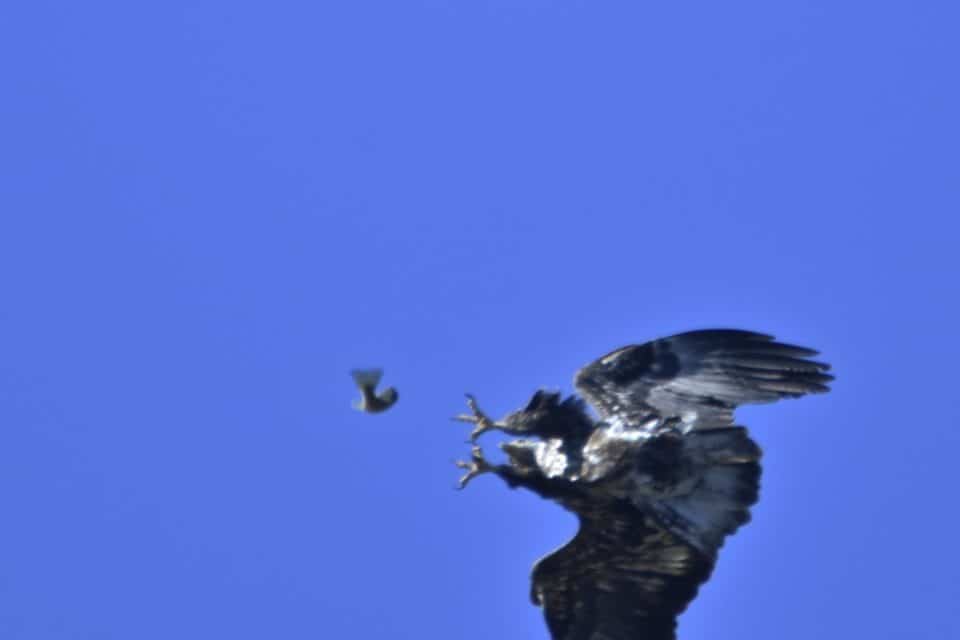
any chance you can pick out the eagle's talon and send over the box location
[455,445,494,489]
[451,393,502,441]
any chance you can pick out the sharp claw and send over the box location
[464,393,483,416]
[454,445,493,490]
[469,424,490,441]
[455,467,476,490]
[451,393,501,441]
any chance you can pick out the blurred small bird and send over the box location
[349,368,398,413]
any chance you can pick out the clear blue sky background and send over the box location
[2,1,958,639]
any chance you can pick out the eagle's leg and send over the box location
[451,393,506,441]
[455,445,496,489]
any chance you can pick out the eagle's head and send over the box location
[499,439,538,468]
[499,437,575,480]
[499,390,593,439]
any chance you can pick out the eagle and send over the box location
[453,329,832,640]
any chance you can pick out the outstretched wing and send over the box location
[531,509,713,640]
[575,329,833,430]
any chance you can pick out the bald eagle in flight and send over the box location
[453,329,832,640]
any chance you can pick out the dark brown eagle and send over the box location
[453,329,832,640]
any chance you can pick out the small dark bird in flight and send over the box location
[350,368,398,413]
[452,329,832,640]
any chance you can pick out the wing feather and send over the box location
[575,329,832,430]
[532,509,713,640]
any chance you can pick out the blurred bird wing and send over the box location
[350,368,383,390]
[574,329,833,431]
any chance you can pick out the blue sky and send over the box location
[2,1,958,638]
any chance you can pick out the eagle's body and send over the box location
[454,329,832,640]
